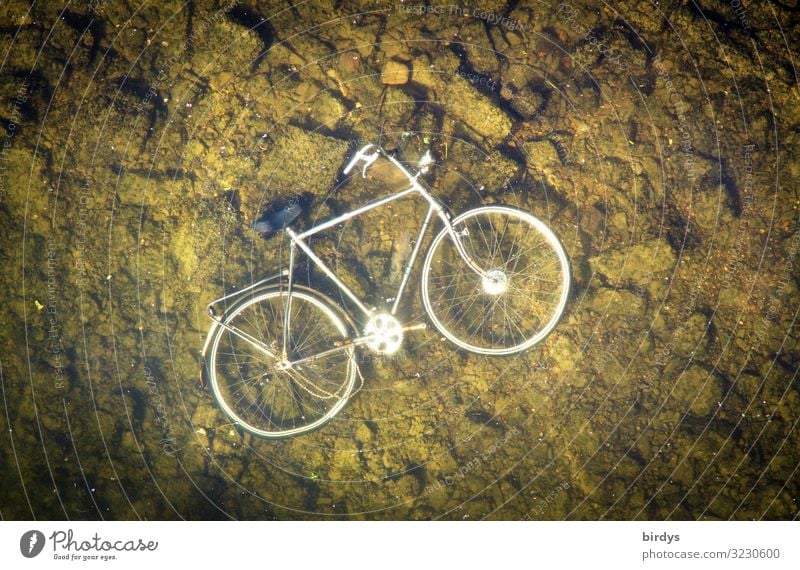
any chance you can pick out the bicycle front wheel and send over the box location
[205,287,357,439]
[421,206,570,355]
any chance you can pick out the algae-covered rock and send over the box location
[668,313,710,357]
[460,21,500,76]
[590,238,677,286]
[0,148,48,233]
[378,88,416,129]
[587,287,648,323]
[669,365,723,417]
[548,334,578,375]
[690,186,737,232]
[190,10,263,77]
[355,422,374,444]
[381,60,411,85]
[308,90,348,129]
[523,139,561,171]
[255,126,349,198]
[449,147,521,194]
[502,63,545,94]
[410,54,448,95]
[509,87,544,119]
[191,404,224,431]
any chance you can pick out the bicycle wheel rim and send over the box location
[206,288,356,439]
[421,206,570,355]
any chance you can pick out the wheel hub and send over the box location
[482,269,509,295]
[364,313,403,354]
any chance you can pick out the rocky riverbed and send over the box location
[0,0,798,520]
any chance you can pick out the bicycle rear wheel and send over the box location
[421,205,570,355]
[204,286,357,439]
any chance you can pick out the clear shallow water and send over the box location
[0,0,798,520]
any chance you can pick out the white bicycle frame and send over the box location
[205,144,491,369]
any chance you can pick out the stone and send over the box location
[691,187,736,232]
[355,423,374,444]
[587,288,647,322]
[669,313,710,357]
[255,125,350,199]
[523,140,560,171]
[509,87,544,119]
[411,52,458,96]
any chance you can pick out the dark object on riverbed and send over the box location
[253,200,302,234]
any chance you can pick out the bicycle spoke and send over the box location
[510,255,562,279]
[287,378,306,423]
[224,369,270,392]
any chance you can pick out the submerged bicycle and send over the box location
[201,144,571,439]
